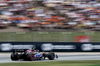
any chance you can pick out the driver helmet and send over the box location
[32,47,34,51]
[34,50,36,52]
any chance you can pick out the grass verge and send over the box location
[0,60,100,66]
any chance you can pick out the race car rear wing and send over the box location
[12,49,27,53]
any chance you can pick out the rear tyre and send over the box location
[48,52,55,60]
[11,53,19,61]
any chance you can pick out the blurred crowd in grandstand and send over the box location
[0,0,100,31]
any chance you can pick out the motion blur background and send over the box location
[0,32,97,42]
[0,0,100,42]
[0,0,99,32]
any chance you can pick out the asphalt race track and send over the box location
[0,53,100,63]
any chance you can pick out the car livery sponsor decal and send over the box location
[41,43,76,51]
[35,53,42,58]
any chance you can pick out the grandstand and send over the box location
[0,0,99,32]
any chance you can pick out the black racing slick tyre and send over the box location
[11,53,19,61]
[27,53,35,61]
[48,52,55,60]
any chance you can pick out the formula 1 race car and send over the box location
[10,49,58,61]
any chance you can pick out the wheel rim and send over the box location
[52,53,54,59]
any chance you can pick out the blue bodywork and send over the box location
[35,54,42,58]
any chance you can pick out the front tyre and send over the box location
[48,52,55,60]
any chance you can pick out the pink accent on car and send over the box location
[34,55,36,58]
[41,54,42,57]
[27,50,32,52]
